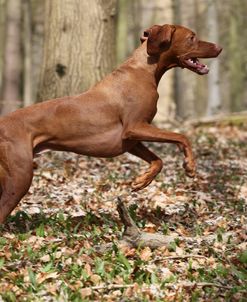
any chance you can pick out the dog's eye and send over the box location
[190,35,195,41]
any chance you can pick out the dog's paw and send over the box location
[131,174,154,192]
[183,158,196,178]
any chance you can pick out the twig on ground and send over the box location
[85,281,237,292]
[151,255,207,263]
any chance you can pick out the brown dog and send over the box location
[0,24,222,223]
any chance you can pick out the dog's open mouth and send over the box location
[183,58,209,75]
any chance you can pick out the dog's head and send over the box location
[140,24,222,75]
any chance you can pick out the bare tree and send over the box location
[173,0,200,120]
[1,0,22,114]
[30,0,45,103]
[0,0,6,96]
[227,0,247,112]
[39,0,116,101]
[23,0,32,107]
[206,0,221,116]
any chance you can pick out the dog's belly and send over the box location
[34,127,137,158]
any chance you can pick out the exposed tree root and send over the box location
[95,197,236,254]
[96,197,176,253]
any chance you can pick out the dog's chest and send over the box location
[124,88,158,123]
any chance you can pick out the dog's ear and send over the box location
[141,24,176,56]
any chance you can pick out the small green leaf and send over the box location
[95,258,105,276]
[151,272,158,284]
[28,268,37,290]
[117,253,131,272]
[41,262,54,273]
[0,237,7,246]
[36,223,45,237]
[0,257,4,269]
[2,291,16,302]
[168,241,177,252]
[239,250,247,264]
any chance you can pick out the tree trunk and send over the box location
[23,0,32,107]
[206,0,221,116]
[30,0,45,103]
[116,0,129,65]
[1,0,22,114]
[0,0,6,97]
[228,0,247,112]
[38,0,117,101]
[173,0,210,120]
[173,0,197,120]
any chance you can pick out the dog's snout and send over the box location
[214,44,223,55]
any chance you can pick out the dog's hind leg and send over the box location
[0,170,33,223]
[0,146,33,224]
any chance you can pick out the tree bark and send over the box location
[173,0,198,120]
[173,0,213,119]
[206,0,221,116]
[116,0,128,65]
[1,0,22,114]
[30,0,44,103]
[228,0,247,112]
[23,0,33,107]
[38,0,116,101]
[0,0,6,97]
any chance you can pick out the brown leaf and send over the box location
[40,254,50,262]
[37,272,59,284]
[90,274,101,284]
[80,254,94,264]
[84,263,92,276]
[143,222,157,233]
[140,247,152,261]
[80,288,92,298]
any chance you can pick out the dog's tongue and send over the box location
[198,64,209,74]
[194,59,209,74]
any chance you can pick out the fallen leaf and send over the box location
[80,288,92,298]
[40,254,50,262]
[140,247,152,261]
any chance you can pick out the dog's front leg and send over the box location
[123,123,196,178]
[128,142,163,191]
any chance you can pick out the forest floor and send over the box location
[0,122,246,301]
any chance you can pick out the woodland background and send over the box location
[0,0,247,121]
[0,1,246,301]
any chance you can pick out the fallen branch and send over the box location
[118,197,176,249]
[84,281,236,292]
[95,197,176,253]
[89,284,135,291]
[151,254,207,262]
[186,111,247,127]
[188,282,233,290]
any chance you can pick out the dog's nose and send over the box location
[215,44,223,54]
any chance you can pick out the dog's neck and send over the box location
[122,41,177,86]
